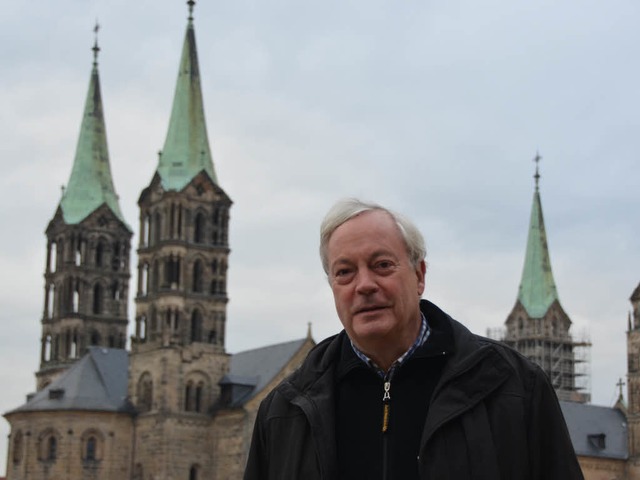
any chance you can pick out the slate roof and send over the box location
[221,338,309,406]
[560,401,628,460]
[8,347,132,414]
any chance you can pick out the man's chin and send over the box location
[351,316,393,340]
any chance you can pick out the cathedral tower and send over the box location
[38,31,132,390]
[128,3,232,478]
[501,155,590,402]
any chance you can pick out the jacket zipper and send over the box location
[382,379,391,480]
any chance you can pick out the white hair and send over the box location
[319,198,426,274]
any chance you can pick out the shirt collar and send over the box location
[349,313,430,379]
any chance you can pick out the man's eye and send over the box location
[375,261,395,271]
[335,268,352,277]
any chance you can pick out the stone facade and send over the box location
[7,411,133,480]
[627,283,640,473]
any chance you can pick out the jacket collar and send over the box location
[279,300,515,475]
[419,301,515,446]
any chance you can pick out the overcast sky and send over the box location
[1,0,639,473]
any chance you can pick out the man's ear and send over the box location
[416,260,426,296]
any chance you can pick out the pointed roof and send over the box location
[59,34,128,228]
[516,157,560,318]
[7,347,132,414]
[157,3,217,191]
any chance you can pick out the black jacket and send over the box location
[244,300,584,480]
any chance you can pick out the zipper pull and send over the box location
[382,381,391,433]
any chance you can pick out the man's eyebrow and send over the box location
[329,257,352,269]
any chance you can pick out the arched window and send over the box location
[191,310,202,343]
[38,429,59,462]
[112,242,121,271]
[44,335,52,361]
[152,259,160,292]
[93,284,103,314]
[81,430,103,462]
[49,241,58,273]
[72,284,80,313]
[138,373,153,412]
[185,382,193,411]
[190,464,199,480]
[166,256,181,288]
[154,212,162,245]
[139,315,147,341]
[70,331,78,358]
[56,240,63,270]
[192,260,203,293]
[75,242,82,266]
[142,263,149,295]
[47,284,55,319]
[12,430,23,464]
[142,214,151,247]
[195,382,204,412]
[48,436,57,460]
[194,212,205,244]
[111,281,120,300]
[95,241,105,267]
[85,437,96,461]
[184,373,209,413]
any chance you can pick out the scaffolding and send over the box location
[487,325,592,403]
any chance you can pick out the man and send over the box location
[244,198,583,479]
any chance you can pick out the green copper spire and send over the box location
[157,1,217,191]
[517,153,559,317]
[60,25,128,227]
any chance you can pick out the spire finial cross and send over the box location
[187,0,195,22]
[617,378,626,399]
[533,151,541,190]
[92,21,101,67]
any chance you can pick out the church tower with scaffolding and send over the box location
[37,29,132,390]
[491,155,591,403]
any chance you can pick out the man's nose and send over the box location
[355,268,378,294]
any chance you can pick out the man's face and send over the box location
[326,210,426,356]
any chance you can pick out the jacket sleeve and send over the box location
[527,366,584,480]
[243,396,271,480]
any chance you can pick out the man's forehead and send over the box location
[330,247,399,264]
[329,210,402,243]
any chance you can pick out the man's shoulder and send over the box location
[259,331,344,409]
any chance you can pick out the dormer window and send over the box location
[588,433,606,450]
